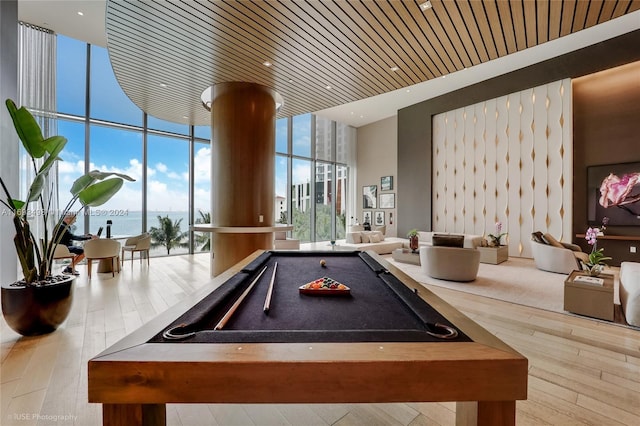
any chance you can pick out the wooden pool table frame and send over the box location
[88,250,527,426]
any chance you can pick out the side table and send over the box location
[477,245,508,264]
[563,270,614,321]
[391,248,421,265]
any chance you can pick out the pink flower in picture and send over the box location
[599,172,640,208]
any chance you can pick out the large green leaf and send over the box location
[5,99,46,158]
[88,170,135,182]
[70,170,134,197]
[38,136,67,174]
[26,174,45,203]
[78,178,124,207]
[70,174,96,196]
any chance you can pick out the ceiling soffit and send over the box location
[105,0,640,126]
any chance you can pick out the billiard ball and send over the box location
[320,259,326,267]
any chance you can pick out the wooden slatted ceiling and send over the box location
[105,0,640,126]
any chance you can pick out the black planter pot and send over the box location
[1,275,74,336]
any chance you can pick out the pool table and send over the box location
[88,250,527,426]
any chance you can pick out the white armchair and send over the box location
[530,238,584,275]
[419,245,480,282]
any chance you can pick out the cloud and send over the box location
[194,146,211,184]
[156,162,168,173]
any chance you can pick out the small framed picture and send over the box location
[379,193,395,209]
[374,211,385,226]
[363,211,372,225]
[381,176,393,191]
[363,185,377,209]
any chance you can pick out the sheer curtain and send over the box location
[17,22,58,245]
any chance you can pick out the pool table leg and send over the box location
[456,401,516,426]
[103,403,166,426]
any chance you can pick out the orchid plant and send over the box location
[487,222,507,246]
[584,218,612,275]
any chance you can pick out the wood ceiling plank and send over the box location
[358,1,434,82]
[429,0,475,68]
[399,0,463,72]
[548,0,563,41]
[599,0,618,22]
[522,0,538,47]
[373,0,441,78]
[456,0,490,63]
[483,0,508,57]
[560,0,577,37]
[246,1,375,99]
[496,0,517,54]
[384,1,448,76]
[613,0,636,18]
[318,0,423,86]
[507,0,526,52]
[536,0,550,44]
[469,0,499,60]
[230,1,372,105]
[585,1,605,28]
[306,1,406,89]
[572,0,590,31]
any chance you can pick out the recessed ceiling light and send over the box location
[77,11,84,16]
[390,66,399,72]
[406,89,411,93]
[159,83,167,88]
[419,1,432,12]
[350,112,354,115]
[325,85,332,90]
[288,79,293,83]
[263,61,272,67]
[182,115,188,119]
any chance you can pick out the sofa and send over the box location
[340,225,406,254]
[530,232,586,274]
[619,262,640,327]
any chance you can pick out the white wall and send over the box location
[355,115,398,237]
[1,0,18,284]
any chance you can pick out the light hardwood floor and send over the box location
[1,253,639,426]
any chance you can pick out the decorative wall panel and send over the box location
[432,79,572,258]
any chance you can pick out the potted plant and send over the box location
[1,99,133,336]
[487,222,507,247]
[407,229,419,252]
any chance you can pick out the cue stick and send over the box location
[214,265,268,330]
[263,262,278,314]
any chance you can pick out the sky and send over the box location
[53,34,327,225]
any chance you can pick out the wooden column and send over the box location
[211,82,275,276]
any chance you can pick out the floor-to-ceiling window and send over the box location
[54,34,354,255]
[146,133,189,255]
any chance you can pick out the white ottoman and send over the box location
[619,262,640,327]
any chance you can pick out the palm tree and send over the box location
[149,215,188,255]
[194,210,211,252]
